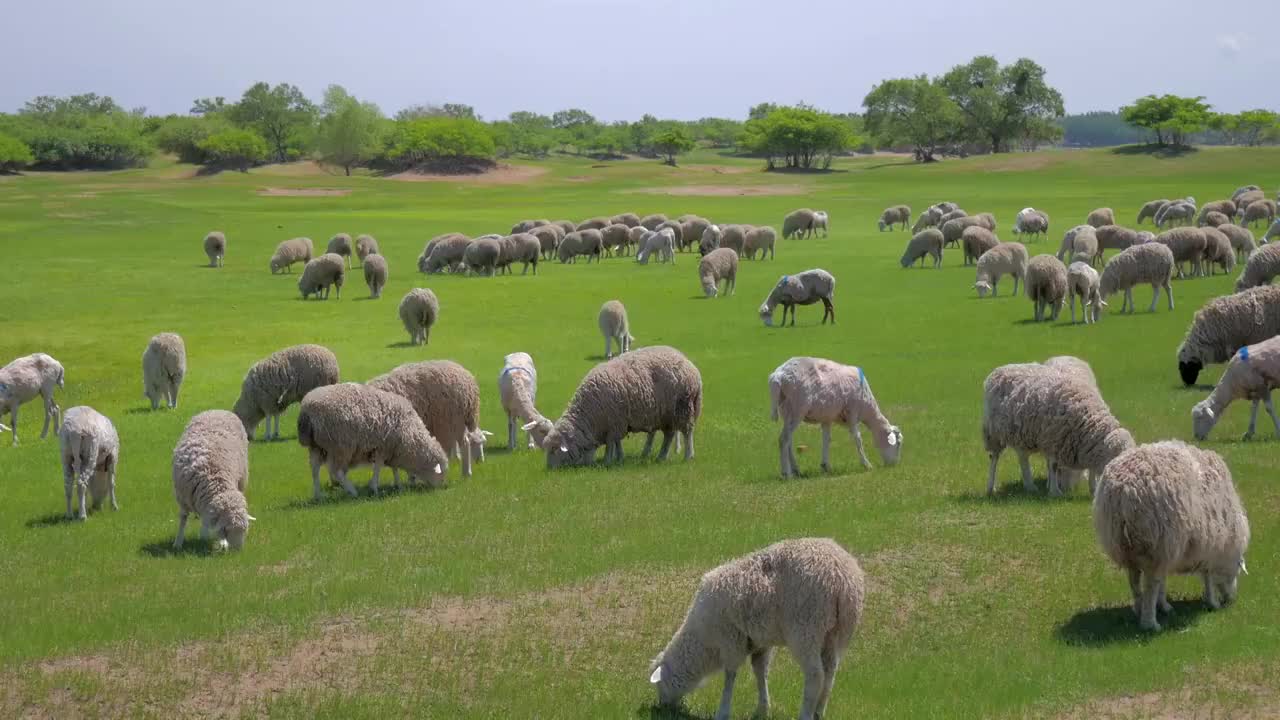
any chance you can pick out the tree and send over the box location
[551,109,599,153]
[7,94,152,169]
[198,129,268,172]
[228,82,317,163]
[1121,95,1211,147]
[589,123,630,157]
[502,111,555,156]
[0,132,34,172]
[1230,110,1279,146]
[863,76,963,162]
[653,127,695,165]
[1017,117,1063,152]
[694,117,743,148]
[153,115,228,164]
[381,117,496,171]
[748,102,780,121]
[1060,111,1147,147]
[741,106,853,169]
[317,85,383,175]
[190,97,228,116]
[939,56,1064,153]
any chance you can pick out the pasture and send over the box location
[1,147,1278,719]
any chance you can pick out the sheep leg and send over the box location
[1127,568,1142,617]
[820,423,832,472]
[822,297,835,325]
[1139,573,1163,631]
[1159,579,1173,613]
[779,421,797,478]
[1263,393,1280,439]
[1244,399,1260,440]
[851,425,871,470]
[8,407,16,445]
[310,453,325,501]
[507,415,517,451]
[1202,573,1221,610]
[169,379,180,408]
[714,666,738,720]
[1070,294,1077,324]
[656,431,675,461]
[335,468,358,498]
[682,428,694,460]
[41,400,55,440]
[1017,450,1034,492]
[750,648,774,718]
[604,336,612,359]
[369,463,382,495]
[62,454,76,519]
[986,450,1002,496]
[174,511,189,549]
[817,642,841,719]
[1123,288,1133,313]
[796,651,826,720]
[460,434,473,478]
[75,454,90,520]
[640,432,655,459]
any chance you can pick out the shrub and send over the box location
[152,115,227,164]
[198,129,269,172]
[0,132,34,172]
[379,117,496,172]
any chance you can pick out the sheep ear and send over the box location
[0,423,9,433]
[521,421,539,432]
[247,514,257,522]
[481,430,494,437]
[1240,558,1248,575]
[433,463,442,474]
[276,389,289,406]
[649,665,664,684]
[559,445,569,454]
[887,432,897,447]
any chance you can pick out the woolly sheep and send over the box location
[465,236,502,276]
[1067,261,1106,324]
[782,208,816,240]
[769,357,903,477]
[1231,185,1260,203]
[657,220,685,250]
[233,344,339,441]
[1026,255,1068,322]
[58,406,119,520]
[759,269,836,327]
[1233,190,1265,214]
[1192,336,1280,441]
[420,233,470,274]
[911,206,942,233]
[1099,243,1175,314]
[1156,227,1208,278]
[628,225,649,250]
[297,383,448,498]
[1240,199,1277,228]
[600,224,632,257]
[1093,441,1249,631]
[699,248,738,298]
[1265,221,1280,243]
[639,213,669,231]
[598,300,634,358]
[203,231,226,268]
[577,216,610,232]
[610,212,641,228]
[1086,207,1115,228]
[1012,211,1048,240]
[1056,225,1097,264]
[1197,200,1237,226]
[270,237,313,274]
[349,235,377,267]
[637,228,675,265]
[878,205,911,231]
[901,228,943,269]
[0,352,64,445]
[1136,199,1170,225]
[1201,211,1230,228]
[142,333,186,410]
[397,288,439,346]
[973,242,1029,298]
[559,229,604,264]
[937,208,968,226]
[368,361,489,478]
[326,233,354,269]
[681,217,712,253]
[716,225,747,256]
[1233,242,1280,292]
[535,345,701,467]
[811,210,829,237]
[934,201,960,213]
[498,233,540,275]
[553,219,577,236]
[172,410,253,551]
[942,215,993,248]
[363,254,388,298]
[699,225,722,256]
[498,352,550,451]
[530,224,563,260]
[298,254,346,299]
[1201,226,1236,276]
[743,226,776,260]
[1217,224,1257,264]
[1176,285,1280,385]
[1094,225,1146,259]
[962,226,999,266]
[511,219,550,234]
[1155,201,1195,228]
[649,538,865,720]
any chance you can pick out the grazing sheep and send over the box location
[498,352,550,451]
[639,213,669,231]
[536,346,701,467]
[0,353,64,445]
[419,233,470,274]
[1201,227,1236,276]
[716,225,747,256]
[1156,227,1208,278]
[326,233,354,269]
[498,233,540,275]
[1217,224,1257,264]
[637,228,676,265]
[363,254,388,298]
[699,248,738,298]
[1094,225,1146,260]
[938,208,968,226]
[1201,211,1230,228]
[464,236,502,276]
[878,205,911,231]
[1197,200,1237,226]
[203,231,226,268]
[1233,190,1265,213]
[973,242,1029,298]
[1137,199,1170,225]
[1233,243,1280,291]
[769,356,903,477]
[172,410,253,550]
[529,224,563,260]
[759,269,836,327]
[1155,201,1195,228]
[911,206,942,233]
[297,383,448,498]
[680,217,712,253]
[900,228,943,269]
[1012,211,1049,240]
[141,333,186,410]
[1266,221,1280,243]
[577,216,610,232]
[1026,255,1069,322]
[1056,225,1097,264]
[354,234,379,265]
[270,237,313,274]
[233,344,339,441]
[782,208,816,239]
[942,216,993,248]
[811,210,829,238]
[934,201,960,213]
[962,226,999,266]
[1093,441,1249,631]
[511,219,551,234]
[298,254,346,299]
[1099,243,1175,314]
[628,225,649,251]
[399,288,439,346]
[1176,285,1280,385]
[1067,261,1106,324]
[744,226,776,260]
[1086,208,1115,228]
[368,361,489,478]
[657,220,685,252]
[559,229,604,264]
[58,406,120,520]
[553,219,577,236]
[1240,199,1277,228]
[699,225,722,256]
[1192,336,1280,441]
[600,224,632,257]
[598,300,634,358]
[610,212,641,228]
[1232,185,1260,203]
[649,538,865,720]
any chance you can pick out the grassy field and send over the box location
[1,147,1278,719]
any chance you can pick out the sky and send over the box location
[3,0,1276,121]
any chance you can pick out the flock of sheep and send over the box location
[4,181,1280,720]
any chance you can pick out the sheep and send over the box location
[419,233,470,274]
[349,235,378,268]
[1056,225,1097,263]
[535,345,701,467]
[1012,211,1048,240]
[610,212,641,228]
[628,225,649,251]
[911,206,942,233]
[172,410,253,551]
[973,242,1029,298]
[498,352,550,451]
[637,228,676,265]
[942,215,993,248]
[1136,199,1170,225]
[552,219,577,236]
[498,233,540,275]
[203,231,226,268]
[699,248,738,297]
[577,216,610,232]
[1026,255,1069,322]
[1094,225,1146,260]
[878,205,911,231]
[962,226,999,266]
[395,288,439,346]
[639,213,669,231]
[983,359,1134,496]
[934,201,960,213]
[298,253,346,299]
[58,406,120,520]
[0,353,64,445]
[511,219,551,234]
[1233,190,1265,213]
[326,233,354,269]
[649,538,865,720]
[1155,201,1195,228]
[699,225,722,256]
[1266,220,1280,243]
[600,223,632,257]
[1192,336,1280,441]
[811,210,829,237]
[368,360,489,478]
[900,228,943,269]
[1086,207,1115,228]
[141,333,186,410]
[680,217,712,253]
[1197,200,1237,226]
[1231,185,1260,203]
[529,224,563,260]
[297,383,448,498]
[1201,227,1236,276]
[759,269,836,327]
[559,229,604,264]
[233,344,339,441]
[1092,441,1249,631]
[598,300,634,358]
[1217,224,1257,264]
[938,208,968,226]
[1067,261,1106,324]
[1240,199,1277,228]
[769,356,903,477]
[743,226,776,260]
[782,208,816,239]
[270,237,313,274]
[1233,242,1280,292]
[463,236,501,276]
[657,220,685,250]
[363,254,388,298]
[1099,243,1175,314]
[1176,285,1280,385]
[1156,227,1208,278]
[717,225,747,256]
[1199,211,1230,228]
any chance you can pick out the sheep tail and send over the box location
[297,412,314,448]
[768,374,782,422]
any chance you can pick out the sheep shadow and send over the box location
[1056,600,1210,647]
[636,704,709,720]
[1110,144,1198,159]
[951,481,1091,505]
[1173,383,1216,392]
[26,512,76,529]
[139,538,216,558]
[583,355,609,362]
[386,341,422,349]
[278,484,440,512]
[252,435,296,444]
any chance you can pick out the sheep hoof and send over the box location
[1242,432,1255,442]
[1140,619,1162,632]
[820,463,832,473]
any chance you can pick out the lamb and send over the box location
[419,233,470,274]
[534,345,701,467]
[498,233,540,275]
[973,242,1029,297]
[529,224,563,260]
[511,219,551,234]
[699,248,738,297]
[270,237,313,274]
[962,226,999,266]
[639,213,669,231]
[0,352,64,445]
[1092,441,1249,631]
[637,228,675,265]
[769,357,903,477]
[1240,199,1277,228]
[1067,261,1106,324]
[297,383,448,498]
[699,225,721,256]
[1155,201,1195,228]
[811,210,829,237]
[1233,243,1280,291]
[680,217,712,253]
[141,333,186,410]
[58,406,120,521]
[1217,224,1256,264]
[1026,255,1068,322]
[1176,285,1280,385]
[233,344,340,441]
[464,236,502,276]
[1136,199,1170,225]
[759,269,836,326]
[172,410,253,551]
[878,205,911,231]
[649,538,865,720]
[559,229,604,264]
[368,361,489,478]
[326,233,354,269]
[983,359,1134,496]
[363,254,388,298]
[900,228,943,269]
[1012,211,1048,240]
[203,231,226,268]
[600,224,632,257]
[1086,207,1115,228]
[1200,226,1236,276]
[1156,227,1208,278]
[1192,336,1280,441]
[782,208,816,239]
[598,300,634,358]
[743,226,776,260]
[298,253,346,299]
[610,212,642,228]
[398,288,439,346]
[1197,200,1236,226]
[1099,243,1175,314]
[498,352,550,451]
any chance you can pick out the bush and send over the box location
[742,106,853,169]
[0,132,34,172]
[198,129,269,172]
[152,115,227,164]
[379,117,496,172]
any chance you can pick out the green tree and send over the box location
[550,109,599,153]
[1060,111,1147,147]
[1121,95,1211,147]
[8,94,152,169]
[939,56,1064,153]
[503,111,555,156]
[317,85,383,175]
[0,132,34,172]
[1231,109,1279,146]
[198,128,268,172]
[653,127,695,165]
[228,82,317,163]
[742,106,853,169]
[694,117,744,148]
[863,76,962,162]
[381,117,496,169]
[190,97,228,116]
[152,115,228,164]
[748,102,780,121]
[590,123,630,157]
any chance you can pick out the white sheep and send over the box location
[1025,254,1068,322]
[637,228,676,265]
[270,237,314,274]
[811,210,829,237]
[1156,227,1207,278]
[327,233,354,269]
[910,206,942,233]
[0,352,65,445]
[962,227,999,266]
[699,248,738,297]
[1265,220,1279,243]
[743,226,776,260]
[141,333,186,410]
[172,410,254,551]
[203,231,226,268]
[1192,336,1280,441]
[900,229,943,268]
[368,361,490,478]
[363,254,388,298]
[1234,243,1280,292]
[973,242,1029,298]
[759,270,836,326]
[420,233,470,274]
[1086,207,1115,228]
[1012,210,1048,240]
[1066,261,1105,324]
[1240,199,1276,228]
[233,344,340,441]
[298,253,346,299]
[1136,199,1170,225]
[699,225,722,256]
[1056,225,1097,263]
[599,300,634,358]
[1155,200,1195,228]
[782,208,816,239]
[1099,243,1175,313]
[58,406,120,520]
[1201,226,1236,276]
[878,204,910,231]
[354,234,379,265]
[498,352,550,451]
[1176,285,1280,386]
[559,229,604,264]
[399,288,439,345]
[1216,224,1256,265]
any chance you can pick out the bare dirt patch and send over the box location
[978,153,1059,172]
[625,184,809,197]
[256,187,352,197]
[1057,673,1279,719]
[387,164,548,185]
[565,175,597,182]
[254,161,334,178]
[686,165,755,175]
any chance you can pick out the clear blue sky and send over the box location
[3,0,1274,119]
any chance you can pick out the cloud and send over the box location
[1216,33,1247,56]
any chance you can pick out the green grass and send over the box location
[1,147,1278,719]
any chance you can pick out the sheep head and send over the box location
[1191,401,1216,440]
[877,425,904,466]
[974,281,993,298]
[1179,360,1203,386]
